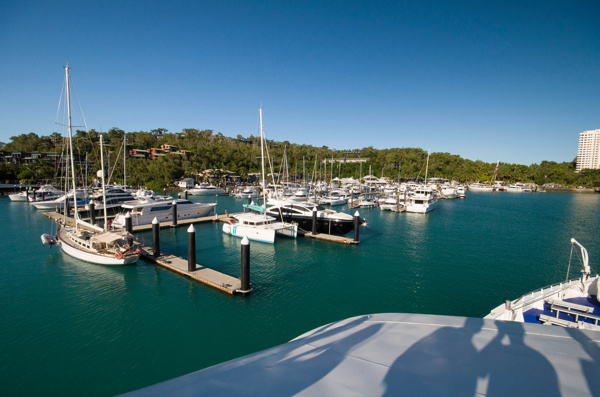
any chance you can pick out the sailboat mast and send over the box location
[492,160,499,185]
[66,65,79,230]
[259,108,266,207]
[424,149,430,185]
[100,135,108,230]
[124,134,127,187]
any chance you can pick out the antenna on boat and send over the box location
[568,238,590,282]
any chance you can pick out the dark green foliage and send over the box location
[4,129,598,187]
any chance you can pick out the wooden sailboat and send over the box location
[41,65,140,265]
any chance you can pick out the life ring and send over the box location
[114,252,123,260]
[135,248,141,255]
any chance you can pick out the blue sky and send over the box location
[1,0,598,165]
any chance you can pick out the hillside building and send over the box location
[576,129,600,172]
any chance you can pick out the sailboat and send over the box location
[41,65,140,265]
[222,108,298,244]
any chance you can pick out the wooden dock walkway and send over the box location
[302,231,359,245]
[139,246,242,295]
[43,211,238,232]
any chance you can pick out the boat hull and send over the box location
[59,237,138,265]
[222,223,276,244]
[268,213,356,235]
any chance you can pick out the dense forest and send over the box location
[2,128,599,190]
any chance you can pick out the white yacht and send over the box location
[319,191,347,206]
[440,185,458,199]
[8,190,29,202]
[468,182,494,192]
[405,185,436,213]
[27,184,64,202]
[188,183,227,196]
[112,198,216,228]
[266,199,363,235]
[290,187,310,202]
[31,189,87,210]
[234,186,259,198]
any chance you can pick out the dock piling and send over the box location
[354,211,360,242]
[89,200,96,225]
[125,212,132,234]
[152,217,160,257]
[172,200,178,226]
[240,235,251,294]
[312,208,317,235]
[184,189,188,200]
[188,224,196,272]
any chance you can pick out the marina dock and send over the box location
[139,246,241,295]
[302,231,359,244]
[43,211,244,295]
[43,211,236,231]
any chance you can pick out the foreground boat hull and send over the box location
[59,238,138,265]
[222,223,276,244]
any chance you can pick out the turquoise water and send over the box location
[1,192,599,396]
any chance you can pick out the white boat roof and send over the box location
[233,213,275,222]
[121,313,600,396]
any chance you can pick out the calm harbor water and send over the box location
[1,191,599,396]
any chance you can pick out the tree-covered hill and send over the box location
[2,128,598,189]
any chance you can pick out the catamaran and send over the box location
[223,108,298,244]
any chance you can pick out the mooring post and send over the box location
[152,217,160,257]
[247,195,251,205]
[125,211,132,234]
[172,200,178,226]
[396,192,400,212]
[187,224,196,271]
[354,211,360,242]
[184,189,188,200]
[312,207,317,235]
[89,200,96,225]
[178,192,181,198]
[240,235,251,294]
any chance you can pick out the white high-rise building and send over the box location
[576,129,600,172]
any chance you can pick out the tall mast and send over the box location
[100,135,108,230]
[259,108,266,208]
[492,160,499,185]
[66,65,79,230]
[424,148,430,185]
[123,134,127,187]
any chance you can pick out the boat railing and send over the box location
[508,274,598,312]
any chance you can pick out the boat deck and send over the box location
[523,296,600,327]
